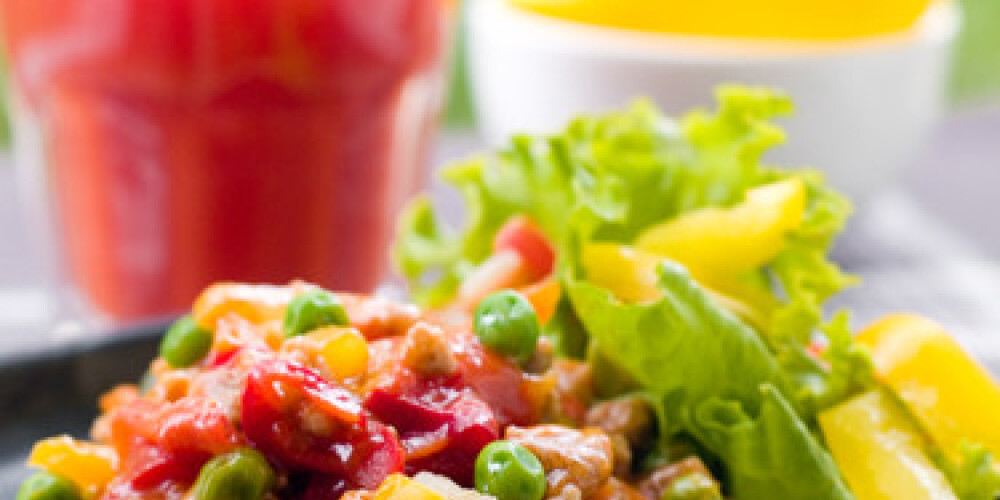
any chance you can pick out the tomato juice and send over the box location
[1,0,447,321]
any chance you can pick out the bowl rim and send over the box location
[471,0,961,62]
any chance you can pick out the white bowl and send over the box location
[467,0,960,199]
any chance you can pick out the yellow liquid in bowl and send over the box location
[507,0,937,40]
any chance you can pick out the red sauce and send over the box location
[0,0,447,320]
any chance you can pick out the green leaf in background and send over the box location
[951,0,1000,103]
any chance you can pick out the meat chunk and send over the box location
[506,425,614,500]
[348,295,422,340]
[585,396,654,476]
[637,456,720,500]
[544,360,593,424]
[585,396,653,446]
[591,478,648,500]
[523,336,555,374]
[403,322,458,377]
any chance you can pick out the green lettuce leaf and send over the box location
[394,86,852,339]
[692,385,853,499]
[937,442,1000,500]
[777,312,875,417]
[394,86,864,498]
[767,171,857,344]
[566,262,853,500]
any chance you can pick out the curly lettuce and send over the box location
[394,87,871,499]
[395,86,852,337]
[938,442,1000,500]
[566,263,854,500]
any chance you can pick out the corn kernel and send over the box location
[313,327,369,380]
[28,436,117,496]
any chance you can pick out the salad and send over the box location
[17,87,1000,500]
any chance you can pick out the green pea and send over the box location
[474,291,540,362]
[16,471,81,500]
[283,289,349,337]
[475,440,546,500]
[191,448,275,500]
[160,315,213,368]
[661,472,722,500]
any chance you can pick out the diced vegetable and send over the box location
[474,440,547,500]
[493,215,556,281]
[314,327,370,380]
[240,358,404,490]
[16,471,80,500]
[568,265,855,500]
[456,251,537,311]
[819,390,958,500]
[193,282,294,329]
[190,448,274,500]
[474,291,541,362]
[284,289,350,337]
[519,277,561,325]
[160,315,214,368]
[373,474,447,500]
[662,471,723,500]
[857,314,1000,459]
[581,243,660,303]
[635,178,806,281]
[414,472,497,500]
[28,436,117,496]
[365,384,500,486]
[580,243,764,326]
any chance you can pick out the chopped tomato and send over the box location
[452,332,544,427]
[104,397,242,497]
[241,358,405,488]
[365,380,499,487]
[125,441,203,491]
[154,401,242,456]
[367,331,542,430]
[303,475,351,500]
[493,215,556,280]
[109,398,241,464]
[100,441,204,499]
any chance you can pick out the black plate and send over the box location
[0,320,171,496]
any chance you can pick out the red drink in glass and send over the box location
[1,0,448,321]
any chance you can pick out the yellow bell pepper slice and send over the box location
[28,436,118,496]
[373,474,447,500]
[581,243,659,303]
[580,242,765,327]
[635,178,806,281]
[819,390,958,500]
[857,314,1000,459]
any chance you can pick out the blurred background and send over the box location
[0,0,998,363]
